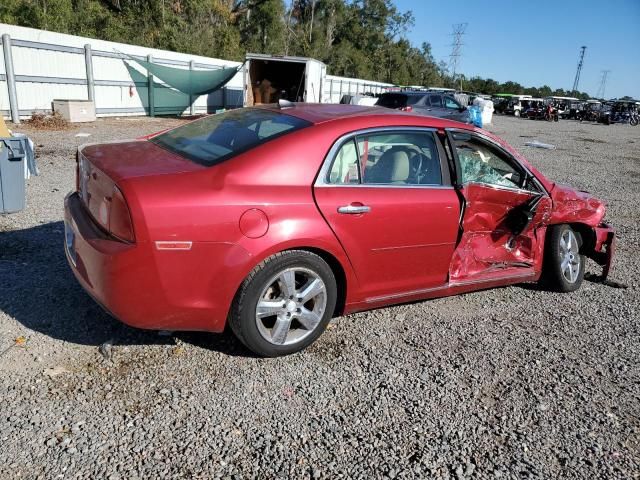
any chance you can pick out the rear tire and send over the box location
[541,225,585,292]
[228,250,337,357]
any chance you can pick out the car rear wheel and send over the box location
[541,224,585,292]
[228,250,337,357]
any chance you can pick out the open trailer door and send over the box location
[305,60,325,103]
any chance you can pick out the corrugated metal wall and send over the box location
[0,24,393,120]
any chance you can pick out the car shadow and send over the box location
[0,221,249,356]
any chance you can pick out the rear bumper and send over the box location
[64,192,249,332]
[588,222,615,280]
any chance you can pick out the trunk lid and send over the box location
[79,140,205,183]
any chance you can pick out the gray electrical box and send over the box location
[0,137,37,214]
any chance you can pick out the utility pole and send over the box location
[571,46,586,94]
[448,23,467,91]
[595,70,610,99]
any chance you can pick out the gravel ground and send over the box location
[0,114,638,479]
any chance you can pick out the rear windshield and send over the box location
[150,108,311,166]
[376,94,424,109]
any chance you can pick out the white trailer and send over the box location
[243,53,326,106]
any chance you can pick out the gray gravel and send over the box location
[0,115,638,479]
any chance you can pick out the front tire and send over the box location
[228,250,337,357]
[541,225,585,292]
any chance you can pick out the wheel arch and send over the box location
[562,222,596,253]
[284,246,348,317]
[228,243,352,321]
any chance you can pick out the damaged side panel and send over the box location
[548,184,614,280]
[449,183,551,282]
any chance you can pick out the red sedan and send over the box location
[64,104,615,356]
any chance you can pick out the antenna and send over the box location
[448,23,467,90]
[571,46,586,94]
[595,70,610,99]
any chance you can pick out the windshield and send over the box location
[150,108,311,166]
[376,94,423,108]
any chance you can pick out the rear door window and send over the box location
[328,140,360,184]
[150,108,311,166]
[326,131,443,186]
[429,95,443,107]
[376,94,423,109]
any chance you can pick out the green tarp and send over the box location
[125,56,240,96]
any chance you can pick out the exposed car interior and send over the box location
[450,132,542,193]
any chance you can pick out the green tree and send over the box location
[239,0,286,54]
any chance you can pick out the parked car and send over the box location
[64,104,615,356]
[376,91,471,123]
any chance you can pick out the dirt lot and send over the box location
[1,114,638,479]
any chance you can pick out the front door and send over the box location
[314,129,460,300]
[446,130,551,283]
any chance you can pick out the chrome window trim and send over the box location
[314,126,449,189]
[314,183,455,190]
[446,127,549,196]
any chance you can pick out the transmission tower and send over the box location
[595,70,610,99]
[571,46,586,94]
[448,23,467,90]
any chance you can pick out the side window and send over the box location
[358,132,442,186]
[452,133,523,189]
[444,96,461,110]
[327,139,360,184]
[429,95,443,107]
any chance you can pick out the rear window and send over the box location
[150,108,311,166]
[376,94,424,109]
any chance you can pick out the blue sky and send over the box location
[393,0,640,98]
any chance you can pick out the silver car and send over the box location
[376,91,471,123]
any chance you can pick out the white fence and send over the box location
[0,24,394,122]
[0,24,244,121]
[324,75,392,104]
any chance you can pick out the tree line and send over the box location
[1,0,592,99]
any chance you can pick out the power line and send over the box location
[448,23,467,90]
[595,70,610,99]
[571,46,586,94]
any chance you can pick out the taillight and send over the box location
[108,186,135,242]
[400,106,413,112]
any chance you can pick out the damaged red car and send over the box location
[64,104,615,356]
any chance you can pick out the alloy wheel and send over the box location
[560,230,581,283]
[255,267,327,346]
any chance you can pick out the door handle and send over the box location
[338,204,371,214]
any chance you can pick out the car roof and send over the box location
[258,103,473,130]
[381,91,426,96]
